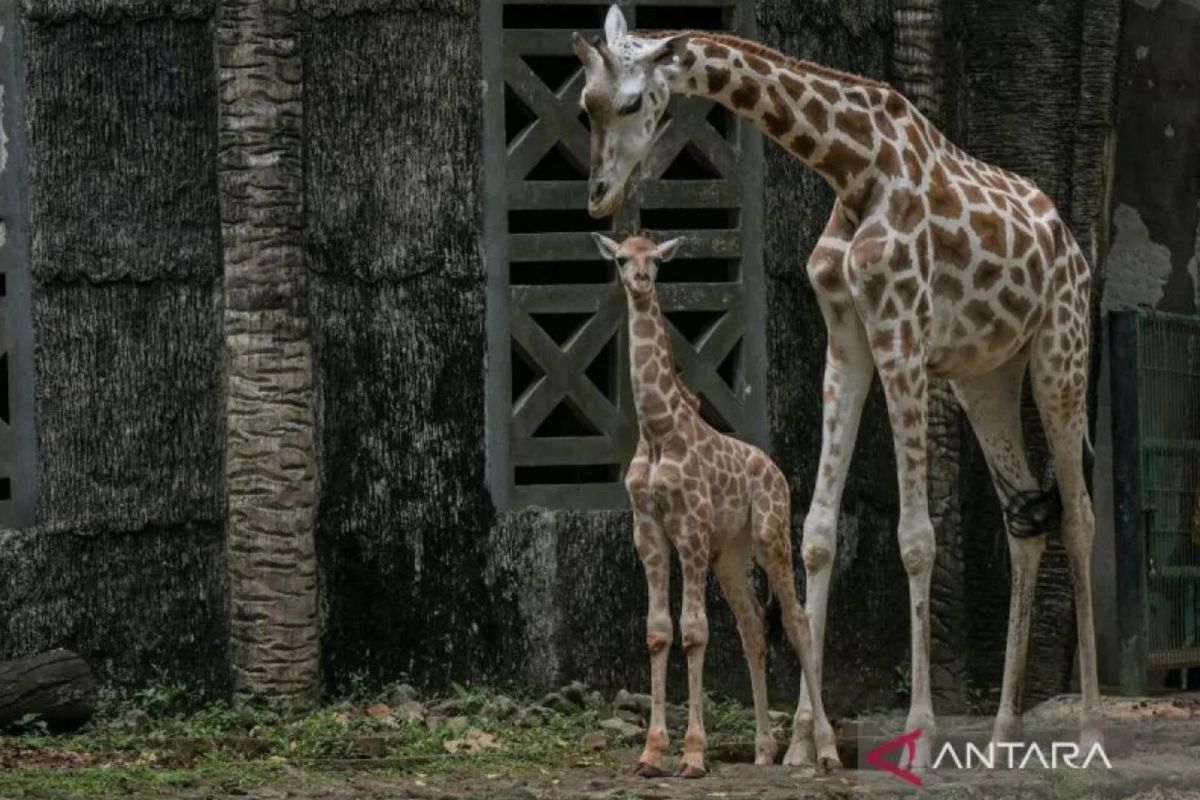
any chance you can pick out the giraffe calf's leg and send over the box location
[673,516,711,779]
[632,509,672,777]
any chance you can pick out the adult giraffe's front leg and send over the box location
[787,212,875,768]
[877,351,937,768]
[848,222,937,767]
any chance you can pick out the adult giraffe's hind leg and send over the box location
[1031,311,1103,750]
[951,354,1048,744]
[712,541,776,766]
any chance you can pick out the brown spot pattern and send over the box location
[817,140,870,188]
[730,78,761,110]
[998,286,1032,321]
[761,86,795,138]
[877,141,902,178]
[887,188,923,233]
[835,109,875,150]
[973,260,1003,291]
[801,98,828,134]
[745,53,772,75]
[790,134,816,159]
[971,210,1007,256]
[932,224,971,268]
[779,72,805,99]
[812,79,840,104]
[928,165,963,219]
[706,65,731,93]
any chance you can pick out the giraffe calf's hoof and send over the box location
[634,762,666,779]
[675,764,708,779]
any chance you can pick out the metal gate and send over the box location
[482,0,766,511]
[1111,308,1200,693]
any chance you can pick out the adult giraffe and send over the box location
[572,6,1100,769]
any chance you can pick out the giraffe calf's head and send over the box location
[591,232,684,297]
[573,6,689,218]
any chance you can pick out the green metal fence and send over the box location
[1112,308,1200,693]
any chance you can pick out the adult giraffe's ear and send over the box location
[604,5,628,45]
[642,34,691,66]
[591,233,621,260]
[653,237,684,262]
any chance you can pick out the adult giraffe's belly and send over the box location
[925,257,1048,379]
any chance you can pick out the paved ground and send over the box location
[214,703,1200,800]
[231,745,1200,800]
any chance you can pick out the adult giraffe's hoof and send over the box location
[1080,724,1105,754]
[816,751,842,775]
[675,764,708,779]
[783,712,816,767]
[634,762,666,778]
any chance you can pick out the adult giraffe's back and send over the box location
[573,5,1100,770]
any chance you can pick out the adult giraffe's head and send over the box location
[573,5,689,218]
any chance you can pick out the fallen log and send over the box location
[0,650,96,733]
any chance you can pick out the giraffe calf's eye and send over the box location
[618,94,643,116]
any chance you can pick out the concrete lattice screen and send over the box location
[0,0,1130,707]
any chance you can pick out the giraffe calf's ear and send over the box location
[653,237,685,262]
[591,233,621,261]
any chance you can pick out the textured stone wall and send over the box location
[217,0,320,705]
[0,0,1131,706]
[0,0,228,693]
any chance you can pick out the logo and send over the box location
[865,728,924,786]
[863,727,1113,785]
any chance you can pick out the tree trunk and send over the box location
[0,650,96,732]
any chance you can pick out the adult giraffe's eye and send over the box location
[617,94,643,116]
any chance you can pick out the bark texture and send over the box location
[218,0,320,705]
[303,0,501,689]
[0,3,228,694]
[0,650,95,732]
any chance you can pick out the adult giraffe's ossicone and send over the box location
[574,4,1102,771]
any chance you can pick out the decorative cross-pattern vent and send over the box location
[483,0,765,510]
[0,5,37,527]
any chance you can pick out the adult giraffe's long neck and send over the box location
[656,32,912,216]
[626,290,684,440]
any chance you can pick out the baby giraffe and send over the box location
[592,232,841,778]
